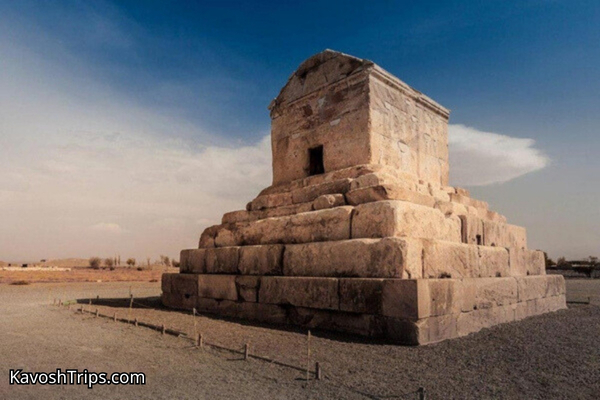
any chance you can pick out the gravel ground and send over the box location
[1,280,599,399]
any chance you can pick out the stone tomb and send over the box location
[162,50,566,345]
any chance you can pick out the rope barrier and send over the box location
[55,297,426,399]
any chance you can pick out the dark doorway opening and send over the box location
[309,145,324,176]
[476,234,482,245]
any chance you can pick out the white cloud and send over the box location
[90,223,124,234]
[0,20,549,261]
[448,124,549,186]
[0,38,271,261]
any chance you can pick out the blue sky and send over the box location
[0,0,598,261]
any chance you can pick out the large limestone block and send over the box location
[421,240,510,279]
[478,246,512,278]
[235,276,261,302]
[352,200,461,242]
[199,225,219,248]
[250,192,293,211]
[424,279,462,317]
[514,295,566,320]
[339,278,385,314]
[292,164,380,193]
[254,202,314,220]
[449,193,488,211]
[288,307,385,337]
[205,247,239,274]
[428,186,450,203]
[435,201,469,217]
[383,279,461,320]
[170,273,199,296]
[180,249,207,274]
[380,279,427,320]
[509,248,546,276]
[259,277,339,310]
[222,210,257,224]
[238,244,283,275]
[459,215,484,245]
[271,97,371,185]
[414,313,458,345]
[381,278,520,322]
[349,172,411,191]
[370,132,419,181]
[196,297,288,325]
[291,178,352,204]
[516,275,565,302]
[382,318,419,344]
[216,206,353,246]
[455,187,470,197]
[482,221,527,249]
[458,277,519,312]
[259,164,378,197]
[282,51,370,103]
[479,209,507,224]
[161,273,174,293]
[198,275,238,301]
[456,303,515,337]
[283,238,419,278]
[312,194,346,210]
[345,185,435,208]
[418,154,445,188]
[162,292,198,310]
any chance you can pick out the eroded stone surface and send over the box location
[283,238,411,278]
[238,245,283,275]
[259,277,339,310]
[352,200,461,242]
[166,50,562,345]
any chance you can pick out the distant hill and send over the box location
[39,258,89,268]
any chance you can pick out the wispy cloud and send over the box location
[90,223,125,234]
[448,124,549,186]
[0,35,270,261]
[0,5,549,261]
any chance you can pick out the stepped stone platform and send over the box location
[162,50,565,345]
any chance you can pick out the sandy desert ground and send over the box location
[0,264,177,284]
[1,279,599,400]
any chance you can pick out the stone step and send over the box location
[163,273,565,319]
[351,200,462,243]
[162,273,566,345]
[203,199,466,249]
[345,185,436,208]
[182,237,544,279]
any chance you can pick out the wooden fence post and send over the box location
[306,330,311,381]
[192,308,198,345]
[316,362,322,381]
[128,294,133,323]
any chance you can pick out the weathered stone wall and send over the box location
[162,273,566,345]
[369,68,450,187]
[268,50,450,188]
[166,49,565,345]
[269,53,373,185]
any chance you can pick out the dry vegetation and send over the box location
[0,264,177,284]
